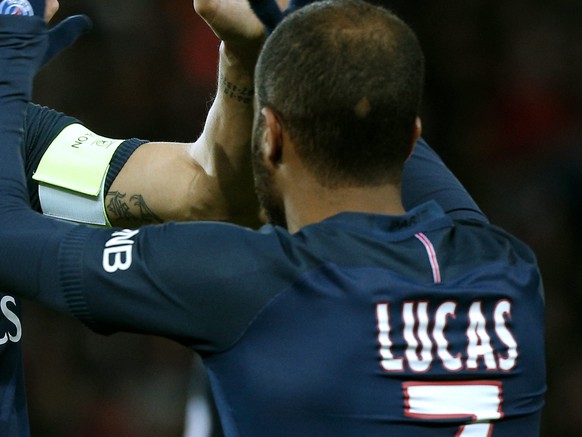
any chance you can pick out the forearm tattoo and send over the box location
[221,74,254,104]
[106,191,163,225]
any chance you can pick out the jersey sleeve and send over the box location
[49,223,288,352]
[1,208,285,353]
[402,138,488,223]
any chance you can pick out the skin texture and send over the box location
[45,0,59,21]
[105,46,261,228]
[254,107,421,233]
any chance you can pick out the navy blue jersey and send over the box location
[1,202,545,436]
[0,17,543,437]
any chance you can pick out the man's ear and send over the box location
[408,116,422,158]
[262,107,284,166]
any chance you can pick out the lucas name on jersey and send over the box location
[376,299,517,373]
[1,295,22,345]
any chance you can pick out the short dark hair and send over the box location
[256,0,425,187]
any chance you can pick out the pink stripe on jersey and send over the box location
[414,233,441,284]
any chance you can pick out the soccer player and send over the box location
[2,0,261,434]
[19,2,487,435]
[0,0,546,436]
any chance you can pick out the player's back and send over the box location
[204,201,545,436]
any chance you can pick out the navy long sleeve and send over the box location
[0,16,45,205]
[0,15,72,306]
[402,137,488,223]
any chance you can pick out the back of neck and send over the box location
[284,182,405,233]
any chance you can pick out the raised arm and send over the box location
[402,138,488,223]
[112,0,274,227]
[107,41,260,228]
[0,3,270,352]
[0,12,275,347]
[25,1,265,229]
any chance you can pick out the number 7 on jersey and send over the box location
[403,381,503,436]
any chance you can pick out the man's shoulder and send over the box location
[453,219,539,266]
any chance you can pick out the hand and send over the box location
[193,0,287,71]
[194,0,264,45]
[42,15,92,67]
[41,0,92,68]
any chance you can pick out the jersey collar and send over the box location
[316,200,453,242]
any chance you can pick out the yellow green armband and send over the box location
[32,123,125,226]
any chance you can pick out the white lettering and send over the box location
[102,229,139,273]
[494,300,518,370]
[0,296,22,344]
[433,301,462,371]
[375,299,518,374]
[377,303,404,371]
[105,229,140,247]
[103,246,133,273]
[403,302,432,372]
[466,302,498,370]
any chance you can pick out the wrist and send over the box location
[219,42,256,105]
[220,40,260,81]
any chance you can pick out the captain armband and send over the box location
[32,123,125,226]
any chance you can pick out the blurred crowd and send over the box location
[24,0,581,435]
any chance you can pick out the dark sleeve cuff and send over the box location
[104,137,149,193]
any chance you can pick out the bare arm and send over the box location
[107,44,259,228]
[105,0,270,228]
